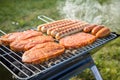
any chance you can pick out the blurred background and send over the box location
[0,0,120,80]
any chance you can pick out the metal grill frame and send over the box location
[0,15,119,80]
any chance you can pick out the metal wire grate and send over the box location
[0,15,118,80]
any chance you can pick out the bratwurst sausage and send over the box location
[96,27,110,38]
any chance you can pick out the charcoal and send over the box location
[24,63,34,69]
[12,68,19,73]
[10,65,14,69]
[13,61,22,68]
[13,61,20,66]
[34,70,38,73]
[22,68,32,76]
[18,72,26,78]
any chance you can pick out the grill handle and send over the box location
[38,15,55,23]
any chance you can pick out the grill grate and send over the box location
[0,15,118,80]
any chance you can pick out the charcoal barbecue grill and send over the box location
[0,15,119,80]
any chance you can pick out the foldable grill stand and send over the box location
[55,55,102,80]
[34,15,103,80]
[36,53,102,80]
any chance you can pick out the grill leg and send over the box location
[90,65,103,80]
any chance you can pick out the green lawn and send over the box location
[0,0,60,33]
[0,0,120,80]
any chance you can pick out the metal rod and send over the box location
[39,64,47,70]
[38,15,55,23]
[19,52,42,72]
[1,45,41,72]
[0,54,29,77]
[38,16,49,23]
[41,15,55,21]
[1,45,22,59]
[90,65,103,80]
[0,48,36,74]
[0,30,6,35]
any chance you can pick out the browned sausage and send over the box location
[40,21,68,32]
[51,21,86,37]
[96,27,110,38]
[55,23,89,40]
[47,20,78,35]
[37,19,71,32]
[91,25,104,35]
[83,24,97,33]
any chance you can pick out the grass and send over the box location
[0,0,120,80]
[0,0,60,33]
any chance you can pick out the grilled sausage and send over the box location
[47,20,78,35]
[37,19,66,31]
[96,27,110,38]
[40,21,67,32]
[50,21,86,37]
[83,24,97,33]
[55,23,89,40]
[91,25,104,35]
[37,19,72,32]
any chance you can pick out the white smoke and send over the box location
[57,0,120,33]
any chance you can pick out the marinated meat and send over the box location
[59,32,96,49]
[17,30,43,40]
[0,30,43,45]
[24,36,54,50]
[10,35,54,52]
[0,32,22,45]
[22,42,65,64]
